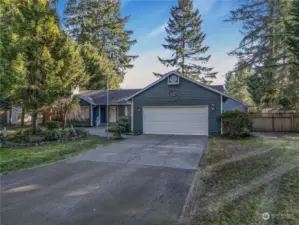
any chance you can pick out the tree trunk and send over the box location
[42,111,46,125]
[8,107,13,126]
[63,114,67,130]
[21,108,25,126]
[32,112,38,134]
[182,39,185,75]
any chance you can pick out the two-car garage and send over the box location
[143,106,209,135]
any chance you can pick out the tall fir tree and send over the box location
[80,43,119,89]
[225,62,254,106]
[64,0,137,84]
[282,0,299,108]
[225,0,291,105]
[155,0,216,83]
[286,0,299,65]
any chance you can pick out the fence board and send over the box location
[250,113,299,132]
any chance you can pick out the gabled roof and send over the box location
[211,85,225,93]
[210,85,249,106]
[126,71,233,100]
[79,89,141,105]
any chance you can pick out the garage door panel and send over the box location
[143,106,208,135]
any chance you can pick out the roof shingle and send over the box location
[79,89,141,105]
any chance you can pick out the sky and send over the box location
[57,0,242,89]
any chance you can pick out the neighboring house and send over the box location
[76,72,249,135]
[0,105,22,126]
[211,85,249,112]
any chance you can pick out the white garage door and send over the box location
[143,106,208,135]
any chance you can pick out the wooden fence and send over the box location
[250,113,299,132]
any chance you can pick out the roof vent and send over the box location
[168,74,180,85]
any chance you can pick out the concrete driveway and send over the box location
[72,135,207,170]
[1,135,207,225]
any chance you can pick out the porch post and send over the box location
[90,104,93,127]
[98,105,101,126]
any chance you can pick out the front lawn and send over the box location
[191,135,299,225]
[0,135,113,174]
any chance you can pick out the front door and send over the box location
[101,106,106,123]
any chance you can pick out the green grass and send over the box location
[191,136,299,225]
[0,135,113,174]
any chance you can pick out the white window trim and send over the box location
[125,105,128,116]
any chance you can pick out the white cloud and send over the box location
[143,23,167,39]
[121,49,237,88]
[121,0,131,8]
[194,0,216,15]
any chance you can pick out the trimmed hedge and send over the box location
[220,111,253,138]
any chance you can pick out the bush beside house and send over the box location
[220,111,253,138]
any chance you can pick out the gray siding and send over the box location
[118,105,125,118]
[132,77,222,135]
[224,99,248,112]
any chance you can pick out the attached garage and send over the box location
[127,72,229,136]
[143,106,208,135]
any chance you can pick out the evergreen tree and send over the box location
[80,43,119,90]
[247,74,266,107]
[0,0,20,99]
[286,0,299,65]
[155,0,216,83]
[225,0,291,105]
[64,0,137,84]
[282,0,299,109]
[6,0,86,133]
[225,62,254,106]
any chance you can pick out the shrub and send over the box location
[62,127,76,138]
[45,129,62,141]
[219,111,253,138]
[45,120,61,130]
[75,128,88,136]
[107,125,117,133]
[118,116,130,132]
[17,127,44,136]
[15,133,30,143]
[113,116,130,138]
[75,127,88,136]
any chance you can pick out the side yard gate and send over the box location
[250,113,299,132]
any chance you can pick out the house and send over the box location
[76,72,249,135]
[211,85,249,112]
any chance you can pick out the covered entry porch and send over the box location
[92,105,131,126]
